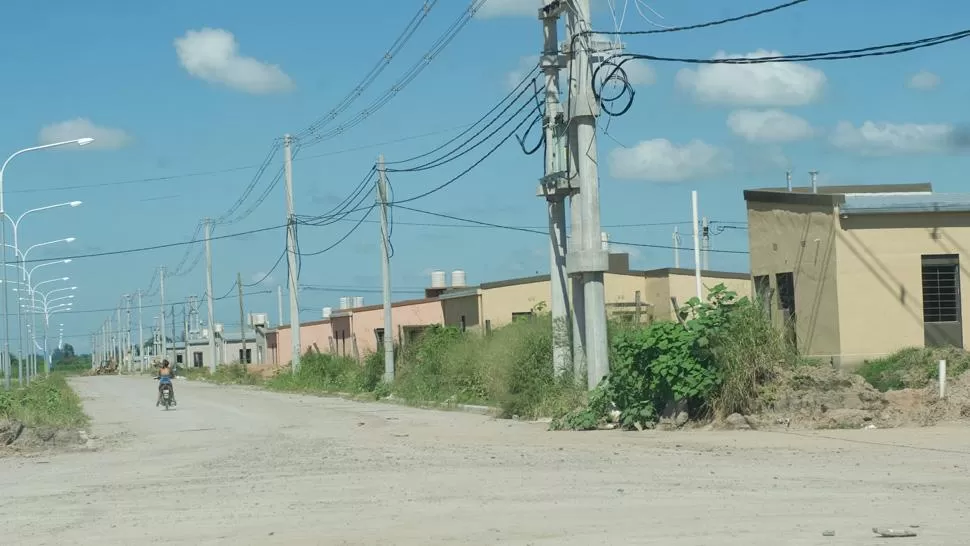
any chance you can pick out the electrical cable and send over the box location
[296,1,440,140]
[298,0,489,148]
[243,250,287,288]
[590,0,809,37]
[298,205,378,257]
[390,100,544,204]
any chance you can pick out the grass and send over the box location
[856,346,970,392]
[0,374,88,429]
[183,364,263,385]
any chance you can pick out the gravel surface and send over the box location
[2,376,970,545]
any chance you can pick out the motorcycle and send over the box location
[155,377,176,410]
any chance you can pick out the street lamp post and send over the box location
[7,259,73,379]
[3,276,69,382]
[0,138,92,388]
[22,300,74,374]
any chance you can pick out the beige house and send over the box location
[745,182,969,369]
[440,253,750,332]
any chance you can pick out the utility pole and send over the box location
[237,272,247,366]
[159,266,167,364]
[116,305,122,371]
[537,0,572,378]
[567,0,610,390]
[809,170,819,193]
[137,290,144,371]
[701,217,710,271]
[183,300,191,369]
[786,170,793,192]
[564,7,586,384]
[124,295,132,373]
[276,285,284,328]
[204,218,217,373]
[691,190,703,301]
[283,134,301,372]
[673,226,681,268]
[377,154,395,382]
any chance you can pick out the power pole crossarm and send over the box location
[377,154,394,382]
[283,134,301,372]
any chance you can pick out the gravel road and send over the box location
[2,376,970,545]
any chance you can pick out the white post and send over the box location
[691,190,702,301]
[159,266,167,363]
[137,290,144,371]
[939,359,947,399]
[672,227,680,268]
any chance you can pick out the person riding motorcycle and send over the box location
[154,360,176,406]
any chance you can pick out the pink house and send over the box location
[274,318,334,365]
[329,297,444,359]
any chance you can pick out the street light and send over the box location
[6,259,73,379]
[1,139,92,388]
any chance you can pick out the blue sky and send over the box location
[0,0,967,352]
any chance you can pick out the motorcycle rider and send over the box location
[155,360,176,406]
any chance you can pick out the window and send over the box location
[775,272,796,348]
[375,328,385,349]
[193,351,203,367]
[922,254,960,323]
[238,348,252,364]
[176,354,183,364]
[460,315,466,332]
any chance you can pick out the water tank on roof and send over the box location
[451,270,466,287]
[248,313,268,327]
[601,232,610,251]
[353,296,365,308]
[322,307,332,319]
[214,323,224,335]
[430,270,446,288]
[338,297,350,310]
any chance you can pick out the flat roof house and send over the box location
[745,182,970,368]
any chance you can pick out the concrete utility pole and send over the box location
[276,285,284,328]
[204,218,217,372]
[116,305,122,371]
[701,217,710,271]
[377,154,395,382]
[673,226,681,268]
[124,294,132,372]
[159,266,167,363]
[537,0,572,378]
[283,134,301,373]
[809,170,819,193]
[564,5,586,384]
[786,170,793,192]
[691,190,703,301]
[183,300,190,368]
[567,0,610,389]
[237,272,247,366]
[137,290,144,371]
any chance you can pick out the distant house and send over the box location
[745,182,970,369]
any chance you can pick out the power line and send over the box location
[298,205,378,257]
[590,0,810,36]
[243,250,287,288]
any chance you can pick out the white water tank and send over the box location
[601,232,610,251]
[214,323,224,335]
[248,313,268,327]
[430,270,446,288]
[353,296,365,308]
[451,270,466,287]
[338,297,350,310]
[322,307,332,319]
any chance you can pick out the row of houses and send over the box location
[268,253,750,365]
[171,182,970,372]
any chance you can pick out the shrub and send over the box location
[0,375,88,428]
[857,347,970,392]
[266,352,371,393]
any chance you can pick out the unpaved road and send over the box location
[2,377,970,545]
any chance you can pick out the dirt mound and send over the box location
[0,420,91,455]
[882,371,970,426]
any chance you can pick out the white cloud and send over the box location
[830,121,955,156]
[907,70,940,90]
[476,0,541,18]
[38,118,131,150]
[506,55,540,90]
[175,28,295,94]
[676,50,826,106]
[727,109,815,143]
[251,272,275,287]
[608,139,731,182]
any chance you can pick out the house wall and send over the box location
[480,279,551,330]
[747,200,843,360]
[835,212,970,366]
[350,300,444,355]
[275,320,334,365]
[667,272,752,310]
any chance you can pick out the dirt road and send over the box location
[2,376,970,545]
